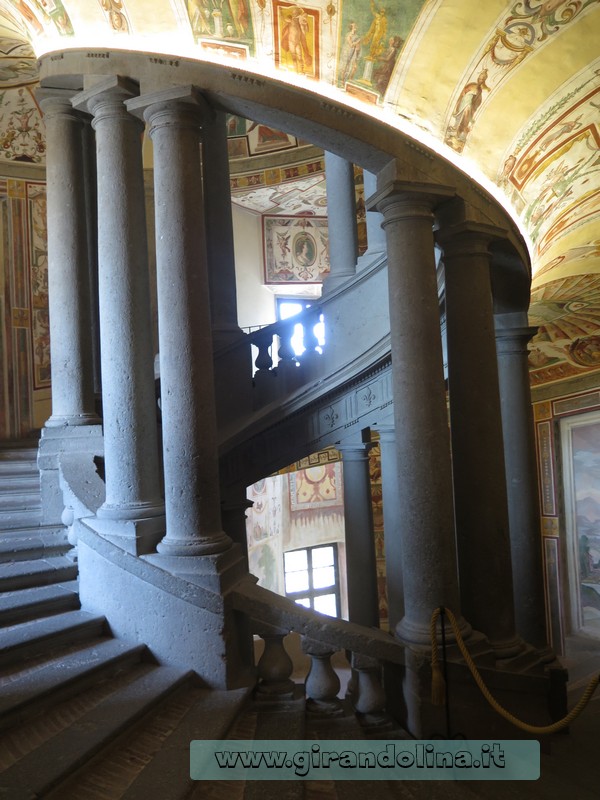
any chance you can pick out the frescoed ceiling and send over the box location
[0,0,598,388]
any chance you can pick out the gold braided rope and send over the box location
[429,606,600,735]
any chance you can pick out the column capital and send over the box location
[126,84,214,134]
[336,441,375,460]
[72,76,142,127]
[436,220,507,259]
[36,87,85,122]
[367,180,455,223]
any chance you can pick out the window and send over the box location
[283,544,340,617]
[276,299,325,357]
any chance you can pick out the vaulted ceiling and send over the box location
[0,0,598,389]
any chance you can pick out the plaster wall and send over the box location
[232,204,275,330]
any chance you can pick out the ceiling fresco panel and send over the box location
[443,0,600,154]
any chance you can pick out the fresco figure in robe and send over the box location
[340,21,362,84]
[372,35,403,95]
[450,68,490,143]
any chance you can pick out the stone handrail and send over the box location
[230,575,405,666]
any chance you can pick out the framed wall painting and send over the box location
[560,409,600,637]
[263,215,329,285]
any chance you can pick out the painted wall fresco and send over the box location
[246,445,388,627]
[500,67,600,259]
[184,0,254,56]
[529,274,600,385]
[245,458,346,601]
[336,0,424,104]
[444,0,600,154]
[0,175,47,439]
[263,214,329,283]
[8,0,74,37]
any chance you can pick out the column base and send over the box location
[155,529,232,558]
[144,542,246,593]
[45,413,101,427]
[384,632,565,739]
[85,510,166,556]
[489,634,527,660]
[395,611,473,647]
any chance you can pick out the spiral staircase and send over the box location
[1,433,599,799]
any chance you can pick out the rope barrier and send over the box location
[429,606,600,735]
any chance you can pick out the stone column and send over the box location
[201,110,252,431]
[36,90,102,524]
[322,151,358,293]
[72,77,164,554]
[337,443,379,628]
[128,86,231,560]
[368,179,469,646]
[440,223,522,658]
[81,117,102,404]
[38,92,98,427]
[375,425,404,631]
[495,312,549,650]
[358,170,386,268]
[201,110,241,347]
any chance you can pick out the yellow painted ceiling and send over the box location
[0,0,598,387]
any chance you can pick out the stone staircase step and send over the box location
[0,555,78,592]
[0,637,147,733]
[0,474,40,492]
[0,580,79,626]
[105,686,251,800]
[0,490,41,510]
[0,526,70,563]
[0,663,194,798]
[0,609,106,667]
[0,508,43,530]
[0,463,39,481]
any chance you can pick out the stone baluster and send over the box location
[277,321,297,364]
[127,86,232,563]
[439,220,523,658]
[255,624,295,699]
[352,652,389,729]
[253,332,274,374]
[303,638,342,716]
[72,77,165,554]
[322,151,358,293]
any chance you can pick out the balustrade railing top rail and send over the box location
[231,577,405,667]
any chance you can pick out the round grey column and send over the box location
[137,88,231,556]
[37,91,98,427]
[73,78,164,538]
[201,110,242,347]
[376,425,404,631]
[322,151,358,293]
[359,170,386,265]
[495,313,549,649]
[441,224,522,658]
[338,443,379,628]
[370,182,469,645]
